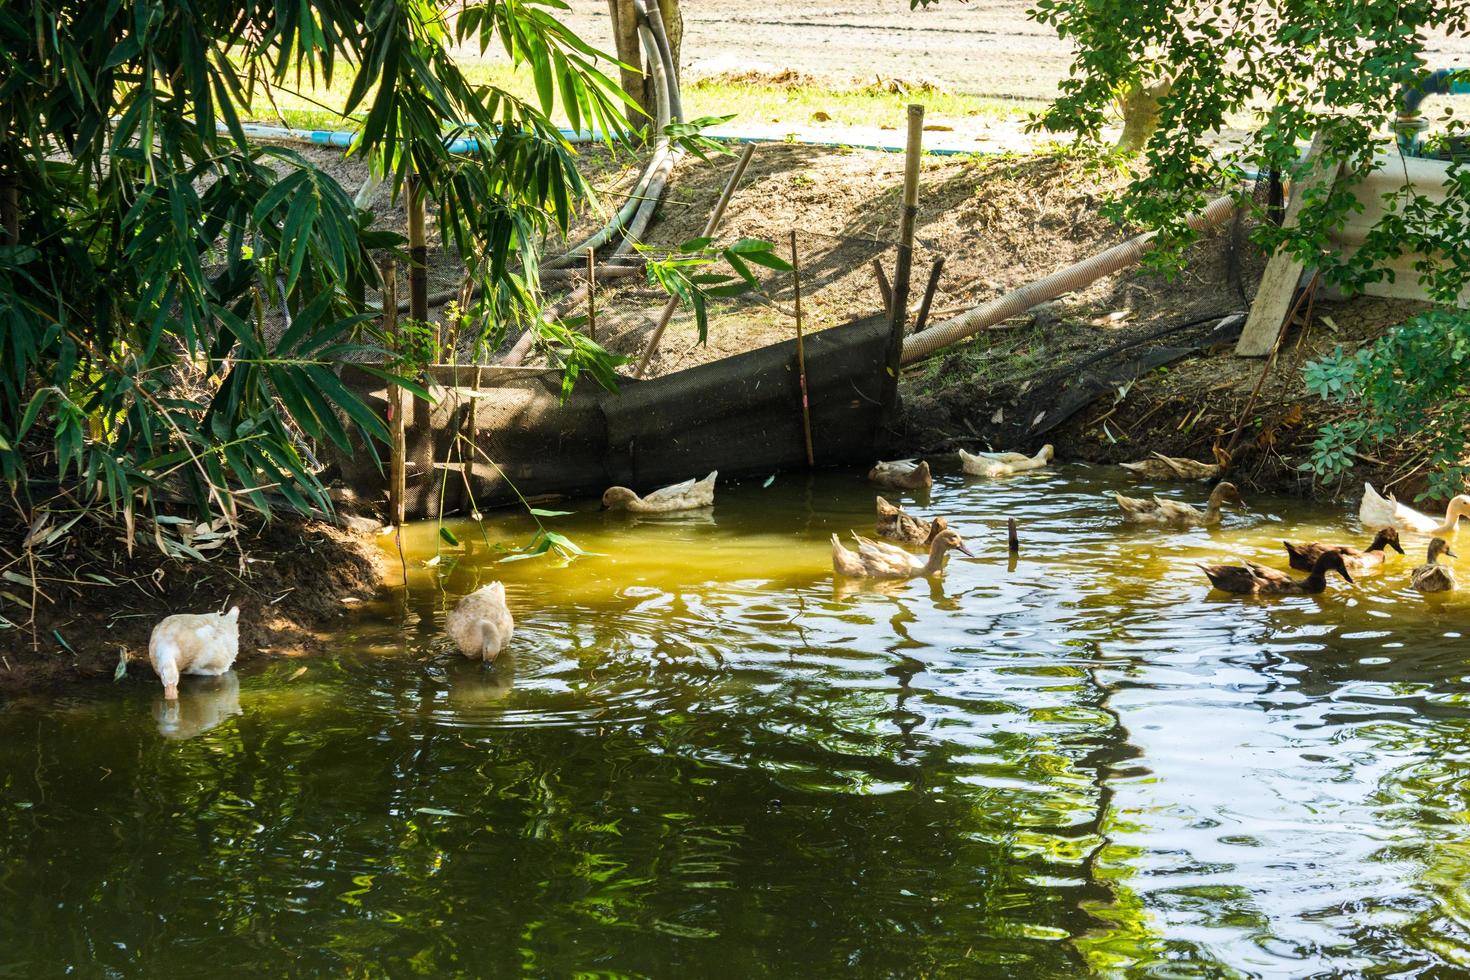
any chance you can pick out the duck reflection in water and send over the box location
[443,653,517,710]
[151,672,242,740]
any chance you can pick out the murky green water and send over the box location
[3,467,1470,976]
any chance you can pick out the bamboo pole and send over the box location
[634,141,757,378]
[406,173,429,328]
[381,257,405,528]
[586,247,597,342]
[791,230,815,467]
[913,256,945,334]
[882,104,925,412]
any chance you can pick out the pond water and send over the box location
[2,466,1469,976]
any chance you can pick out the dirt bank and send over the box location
[0,513,384,696]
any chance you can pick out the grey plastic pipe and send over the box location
[901,193,1238,364]
[543,20,674,270]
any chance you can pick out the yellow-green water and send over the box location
[3,466,1470,975]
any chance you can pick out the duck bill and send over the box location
[1341,569,1354,584]
[1447,548,1459,560]
[163,682,179,701]
[955,543,976,558]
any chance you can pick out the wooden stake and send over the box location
[381,257,406,528]
[791,230,815,467]
[871,258,893,317]
[586,247,597,342]
[634,142,757,378]
[1007,517,1019,555]
[882,104,925,413]
[913,256,945,334]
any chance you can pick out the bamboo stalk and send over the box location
[381,257,406,528]
[634,142,757,378]
[791,230,814,467]
[586,247,597,342]
[913,256,945,334]
[406,172,429,328]
[882,104,925,412]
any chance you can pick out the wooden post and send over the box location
[586,247,597,342]
[1235,132,1341,356]
[791,230,815,467]
[406,172,429,328]
[870,258,893,316]
[882,104,925,413]
[1007,517,1019,555]
[913,256,945,334]
[634,141,757,378]
[381,257,405,527]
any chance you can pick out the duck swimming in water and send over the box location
[1359,483,1470,535]
[602,471,717,513]
[868,459,932,491]
[1115,482,1243,527]
[1198,551,1353,595]
[1410,537,1457,594]
[832,528,974,580]
[1283,527,1403,574]
[875,496,947,546]
[446,583,515,661]
[958,445,1053,478]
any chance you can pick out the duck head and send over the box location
[601,486,638,510]
[1368,527,1405,555]
[1037,444,1055,463]
[1428,537,1457,564]
[1211,481,1244,508]
[931,528,974,559]
[1312,550,1354,584]
[1448,495,1470,525]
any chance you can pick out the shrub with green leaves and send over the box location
[0,0,632,528]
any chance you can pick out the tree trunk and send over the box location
[1115,76,1172,155]
[607,0,651,129]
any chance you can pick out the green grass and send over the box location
[242,58,1031,136]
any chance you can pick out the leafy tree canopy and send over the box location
[0,0,630,524]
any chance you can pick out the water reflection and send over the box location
[1,467,1470,975]
[150,671,242,740]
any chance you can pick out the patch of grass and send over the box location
[237,57,1032,137]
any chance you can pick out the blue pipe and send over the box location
[229,121,990,158]
[1396,68,1470,157]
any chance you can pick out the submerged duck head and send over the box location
[601,486,638,510]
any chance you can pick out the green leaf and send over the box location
[439,526,461,546]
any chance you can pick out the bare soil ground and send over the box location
[0,514,384,696]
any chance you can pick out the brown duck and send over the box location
[1198,551,1354,595]
[1283,527,1404,574]
[875,496,947,546]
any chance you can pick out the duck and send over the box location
[832,528,974,579]
[1115,481,1243,526]
[868,459,932,491]
[958,444,1053,478]
[603,471,716,512]
[446,582,515,661]
[1283,527,1404,574]
[1119,448,1226,481]
[875,496,948,546]
[1410,537,1457,593]
[1198,551,1354,595]
[1359,483,1470,535]
[148,606,240,701]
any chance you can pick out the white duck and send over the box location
[868,459,932,491]
[148,607,240,701]
[1360,483,1470,535]
[958,445,1053,478]
[603,471,716,512]
[446,582,515,661]
[831,528,974,579]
